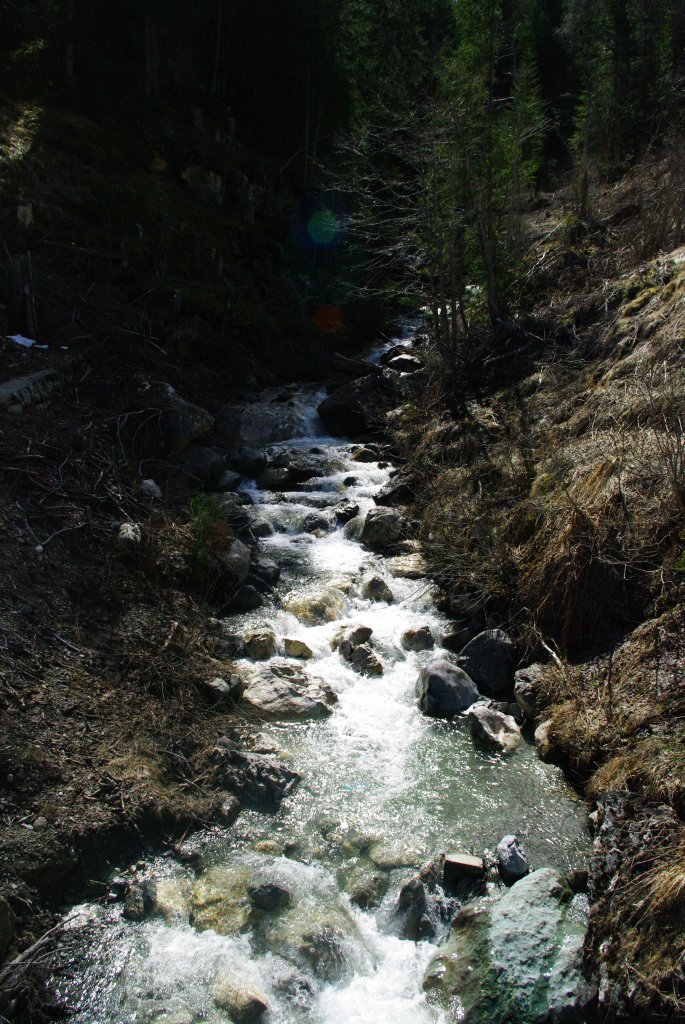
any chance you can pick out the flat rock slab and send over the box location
[443,853,486,886]
[242,660,336,719]
[386,553,427,578]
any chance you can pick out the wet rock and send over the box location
[514,663,545,720]
[416,660,480,717]
[227,446,268,478]
[217,794,241,825]
[289,456,326,483]
[256,466,293,490]
[467,704,522,753]
[123,875,157,921]
[350,444,381,462]
[216,495,255,536]
[283,638,313,659]
[423,868,590,1024]
[250,518,274,538]
[247,883,292,912]
[342,476,357,486]
[300,927,347,981]
[350,643,383,677]
[0,895,15,955]
[230,585,263,612]
[250,556,281,589]
[362,576,394,602]
[213,974,269,1021]
[401,626,434,651]
[374,477,414,506]
[242,660,336,719]
[153,877,192,925]
[334,501,360,524]
[348,873,388,910]
[317,375,396,437]
[369,842,425,870]
[331,622,373,660]
[380,343,414,366]
[496,835,530,885]
[393,877,435,940]
[360,507,405,549]
[534,719,556,762]
[303,511,331,534]
[285,587,345,624]
[213,746,301,811]
[457,629,515,695]
[243,629,276,661]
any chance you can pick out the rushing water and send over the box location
[56,354,590,1024]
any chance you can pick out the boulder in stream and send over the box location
[213,973,269,1022]
[423,868,591,1024]
[283,638,313,659]
[242,660,336,720]
[401,626,434,651]
[211,744,301,811]
[350,643,383,677]
[331,622,373,660]
[360,507,405,550]
[416,660,480,717]
[317,375,396,436]
[284,587,345,624]
[467,703,522,754]
[362,576,394,602]
[243,629,276,661]
[496,835,530,885]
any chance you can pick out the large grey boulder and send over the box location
[457,629,515,695]
[467,704,522,753]
[374,477,414,506]
[496,835,530,885]
[242,660,336,720]
[360,507,404,549]
[423,868,591,1024]
[416,660,480,717]
[215,402,304,446]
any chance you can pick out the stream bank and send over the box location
[26,334,594,1024]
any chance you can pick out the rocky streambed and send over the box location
[53,341,593,1024]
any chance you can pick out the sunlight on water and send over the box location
[56,358,590,1024]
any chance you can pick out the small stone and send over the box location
[217,795,241,825]
[118,522,142,545]
[140,478,162,499]
[204,675,242,700]
[332,623,373,660]
[401,626,434,651]
[496,835,530,885]
[213,975,269,1022]
[32,816,48,831]
[284,638,313,659]
[362,576,394,603]
[243,629,276,661]
[349,873,388,910]
[351,643,383,677]
[247,883,291,911]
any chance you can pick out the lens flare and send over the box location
[313,305,343,333]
